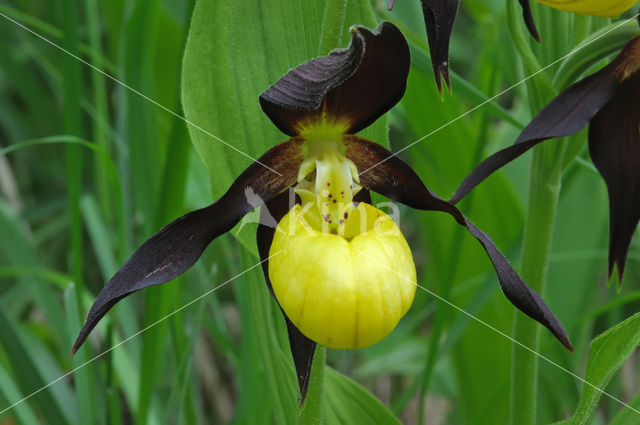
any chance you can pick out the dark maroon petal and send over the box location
[259,22,409,136]
[449,58,620,204]
[71,139,304,356]
[353,188,373,205]
[451,36,640,204]
[283,318,317,406]
[519,0,540,42]
[255,189,318,404]
[344,135,573,351]
[420,0,459,92]
[588,74,640,282]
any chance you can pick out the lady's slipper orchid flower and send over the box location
[387,0,541,91]
[70,22,572,400]
[450,33,640,284]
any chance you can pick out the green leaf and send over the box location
[324,367,402,425]
[298,347,326,425]
[610,391,640,425]
[64,283,95,425]
[0,363,40,425]
[240,250,298,424]
[0,309,73,424]
[552,312,640,425]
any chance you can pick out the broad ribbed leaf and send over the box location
[343,135,573,351]
[260,22,410,136]
[324,367,402,425]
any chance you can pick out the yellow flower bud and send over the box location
[536,0,637,17]
[269,202,416,349]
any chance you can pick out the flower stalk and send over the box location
[509,149,565,425]
[506,2,565,424]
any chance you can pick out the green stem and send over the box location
[506,2,565,425]
[318,0,347,55]
[509,150,564,425]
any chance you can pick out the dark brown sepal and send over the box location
[259,22,410,136]
[450,59,620,204]
[518,0,540,42]
[588,74,640,284]
[70,139,304,356]
[344,135,573,351]
[420,0,459,93]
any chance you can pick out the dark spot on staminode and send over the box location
[339,219,344,224]
[328,194,332,198]
[332,199,336,203]
[324,214,330,222]
[327,182,331,186]
[344,212,348,219]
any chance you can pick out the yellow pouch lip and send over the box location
[269,202,416,349]
[536,0,637,17]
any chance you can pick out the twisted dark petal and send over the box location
[519,0,540,42]
[71,139,304,355]
[344,135,573,351]
[449,61,620,204]
[259,21,410,136]
[588,75,640,283]
[353,189,373,205]
[420,0,459,92]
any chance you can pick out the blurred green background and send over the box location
[0,0,639,424]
